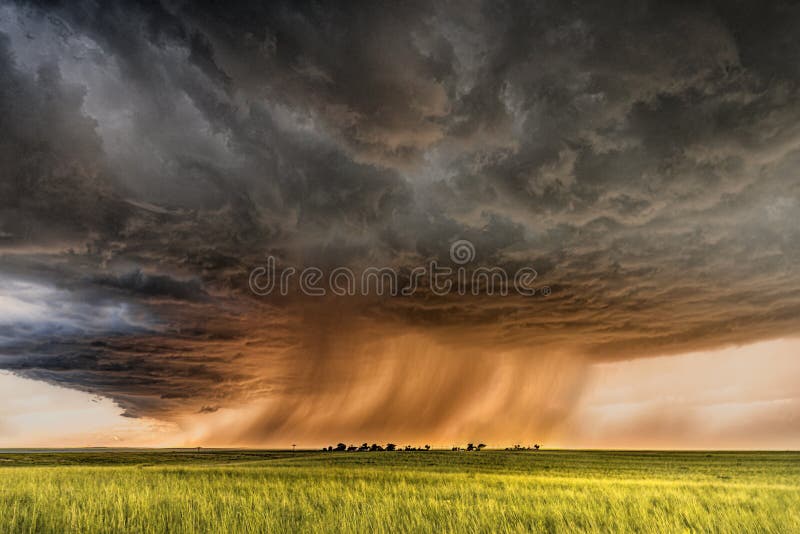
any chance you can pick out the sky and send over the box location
[0,0,799,449]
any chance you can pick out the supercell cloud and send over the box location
[1,0,800,445]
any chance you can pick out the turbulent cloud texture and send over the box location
[1,0,800,445]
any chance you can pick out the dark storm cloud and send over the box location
[92,270,207,301]
[0,31,130,247]
[2,0,800,440]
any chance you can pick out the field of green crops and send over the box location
[0,450,798,533]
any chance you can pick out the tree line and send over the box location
[321,442,542,452]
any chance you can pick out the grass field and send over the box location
[0,450,798,533]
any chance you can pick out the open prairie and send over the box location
[0,450,798,533]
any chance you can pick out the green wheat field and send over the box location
[0,450,798,533]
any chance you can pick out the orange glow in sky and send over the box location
[2,338,797,449]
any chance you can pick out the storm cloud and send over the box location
[1,0,800,445]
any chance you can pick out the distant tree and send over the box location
[424,444,431,451]
[451,447,460,451]
[358,443,370,452]
[386,443,397,451]
[477,443,486,450]
[347,445,358,452]
[467,443,474,451]
[370,443,384,451]
[533,444,540,450]
[335,443,347,451]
